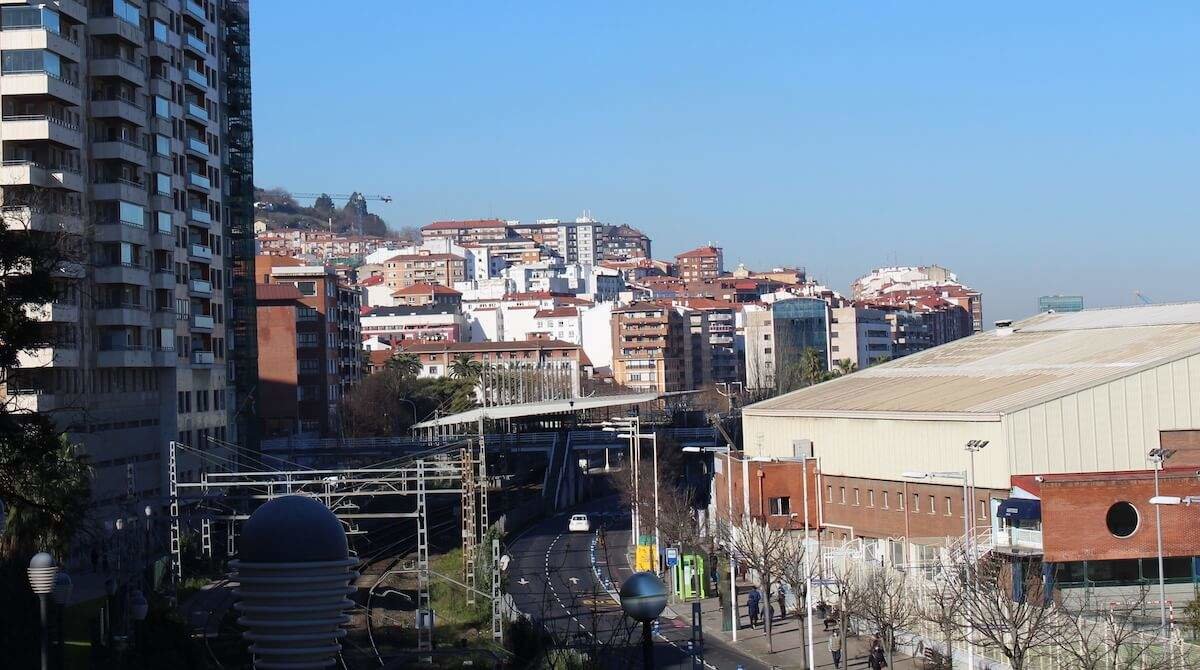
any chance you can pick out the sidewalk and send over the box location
[679,592,924,669]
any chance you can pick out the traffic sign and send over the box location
[665,547,680,568]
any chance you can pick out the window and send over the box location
[898,491,904,510]
[882,491,889,509]
[155,173,171,196]
[1105,502,1139,538]
[119,201,144,227]
[297,306,317,322]
[826,485,832,503]
[1,49,59,77]
[769,497,790,516]
[1,7,60,33]
[868,490,875,508]
[945,497,953,516]
[153,19,170,42]
[154,96,171,119]
[428,365,439,375]
[853,489,860,506]
[156,211,172,234]
[928,495,936,515]
[155,134,171,157]
[978,500,988,521]
[177,391,186,413]
[296,332,318,347]
[839,487,846,504]
[912,493,919,513]
[112,0,140,26]
[296,281,316,296]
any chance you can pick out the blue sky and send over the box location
[251,2,1199,321]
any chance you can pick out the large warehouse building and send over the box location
[739,303,1200,596]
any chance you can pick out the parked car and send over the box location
[568,514,590,532]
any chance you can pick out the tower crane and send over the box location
[1134,291,1153,305]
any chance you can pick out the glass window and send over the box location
[155,173,171,196]
[156,211,172,234]
[155,134,171,157]
[118,201,144,227]
[154,96,171,119]
[1,49,55,75]
[113,0,141,27]
[769,497,790,516]
[296,281,316,296]
[153,19,170,43]
[1,7,59,33]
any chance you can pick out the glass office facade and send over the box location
[1038,295,1084,313]
[771,298,829,392]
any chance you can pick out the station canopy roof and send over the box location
[411,391,689,429]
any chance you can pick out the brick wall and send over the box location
[818,474,1005,541]
[255,302,299,436]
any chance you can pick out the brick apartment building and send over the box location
[611,302,697,392]
[255,256,362,436]
[419,219,509,245]
[382,250,467,290]
[675,245,724,281]
[391,282,462,308]
[255,284,301,437]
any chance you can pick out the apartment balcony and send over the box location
[189,243,213,261]
[97,345,152,368]
[2,206,83,234]
[0,114,82,147]
[18,346,79,368]
[147,40,173,62]
[185,0,206,21]
[187,172,211,192]
[95,262,149,285]
[94,220,148,245]
[91,179,147,205]
[91,57,146,86]
[185,136,208,157]
[88,16,144,45]
[7,390,64,413]
[56,0,87,22]
[0,71,81,105]
[993,527,1043,553]
[96,304,151,328]
[188,207,211,226]
[24,301,79,323]
[92,139,148,167]
[709,335,735,345]
[191,350,215,366]
[189,278,212,296]
[184,31,207,56]
[191,314,214,331]
[185,102,208,122]
[0,161,82,192]
[90,97,145,125]
[150,270,176,290]
[152,349,176,367]
[184,67,208,90]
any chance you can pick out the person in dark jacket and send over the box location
[747,586,762,628]
[868,637,888,669]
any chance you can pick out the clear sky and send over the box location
[250,2,1199,321]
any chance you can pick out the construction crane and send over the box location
[1134,291,1153,305]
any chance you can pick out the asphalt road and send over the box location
[507,498,768,670]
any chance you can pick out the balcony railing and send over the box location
[185,68,207,87]
[187,172,210,189]
[186,1,206,20]
[189,243,213,260]
[191,350,215,365]
[993,527,1043,551]
[191,314,214,329]
[189,207,211,223]
[1,114,81,130]
[186,102,208,121]
[190,278,212,294]
[186,137,208,154]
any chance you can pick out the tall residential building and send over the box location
[0,0,257,510]
[611,302,696,392]
[419,218,508,245]
[829,306,892,369]
[1038,295,1084,313]
[744,298,830,392]
[256,256,361,437]
[675,245,724,281]
[381,250,466,289]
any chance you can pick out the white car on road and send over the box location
[568,514,590,532]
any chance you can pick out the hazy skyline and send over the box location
[251,2,1198,321]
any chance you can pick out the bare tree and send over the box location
[851,565,920,668]
[1048,594,1172,670]
[714,516,789,652]
[777,532,819,666]
[933,550,1063,670]
[919,565,963,669]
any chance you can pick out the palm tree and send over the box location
[448,353,482,382]
[832,358,858,377]
[386,351,422,378]
[799,347,826,387]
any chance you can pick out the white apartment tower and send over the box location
[0,0,257,511]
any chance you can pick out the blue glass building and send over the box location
[1038,295,1084,313]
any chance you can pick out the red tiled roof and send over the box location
[255,283,304,301]
[384,252,464,262]
[400,339,579,353]
[676,245,721,259]
[359,275,385,287]
[421,219,507,231]
[392,282,462,296]
[534,307,579,319]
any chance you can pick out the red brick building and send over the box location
[674,245,724,281]
[392,282,462,308]
[255,284,302,437]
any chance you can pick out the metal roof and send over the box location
[411,392,675,429]
[744,303,1200,418]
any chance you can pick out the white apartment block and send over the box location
[829,306,893,368]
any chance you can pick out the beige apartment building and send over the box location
[829,305,893,369]
[611,302,696,392]
[0,0,257,510]
[381,250,466,289]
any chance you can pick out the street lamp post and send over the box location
[28,552,58,670]
[964,440,989,542]
[1148,448,1176,661]
[903,470,972,670]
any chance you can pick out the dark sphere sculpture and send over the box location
[619,571,668,623]
[231,495,358,669]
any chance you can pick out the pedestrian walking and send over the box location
[828,629,843,669]
[868,637,888,669]
[710,565,720,593]
[776,586,787,619]
[747,586,762,628]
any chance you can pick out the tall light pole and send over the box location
[1148,448,1175,661]
[903,470,972,670]
[964,440,989,542]
[28,552,58,670]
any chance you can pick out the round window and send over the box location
[1105,501,1139,538]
